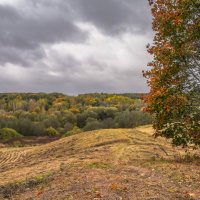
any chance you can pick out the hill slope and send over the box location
[0,126,200,200]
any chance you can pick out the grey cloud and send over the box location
[0,3,86,66]
[0,55,149,94]
[0,0,151,67]
[0,46,44,66]
[27,0,152,36]
[71,0,152,35]
[48,52,82,71]
[0,4,19,20]
[0,0,152,93]
[87,58,108,71]
[0,17,84,49]
[0,69,148,94]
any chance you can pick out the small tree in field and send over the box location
[144,0,200,147]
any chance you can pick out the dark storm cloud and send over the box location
[71,0,152,35]
[0,0,151,66]
[28,0,152,34]
[0,3,86,66]
[0,4,19,19]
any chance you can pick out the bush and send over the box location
[131,111,153,127]
[7,118,46,136]
[45,127,59,137]
[114,111,134,128]
[101,118,116,129]
[83,118,101,131]
[64,122,73,132]
[0,128,22,142]
[114,111,152,128]
[43,115,61,129]
[61,111,76,125]
[89,107,118,120]
[77,111,97,128]
[64,126,82,137]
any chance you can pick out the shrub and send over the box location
[101,118,116,129]
[8,118,46,136]
[83,118,101,131]
[45,127,59,137]
[88,107,118,120]
[0,128,22,142]
[43,115,61,129]
[57,127,65,134]
[114,111,134,128]
[64,126,82,137]
[62,111,76,125]
[77,111,97,128]
[114,111,153,128]
[64,122,73,132]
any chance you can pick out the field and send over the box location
[0,125,200,200]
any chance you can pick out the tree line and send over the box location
[0,93,152,139]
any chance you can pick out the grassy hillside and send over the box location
[0,126,200,200]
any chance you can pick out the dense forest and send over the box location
[0,93,152,140]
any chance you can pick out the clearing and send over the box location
[0,125,199,200]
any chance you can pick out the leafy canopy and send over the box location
[144,0,200,147]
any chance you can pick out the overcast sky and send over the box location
[0,0,153,95]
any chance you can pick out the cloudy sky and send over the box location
[0,0,153,95]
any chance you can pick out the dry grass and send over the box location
[0,125,200,200]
